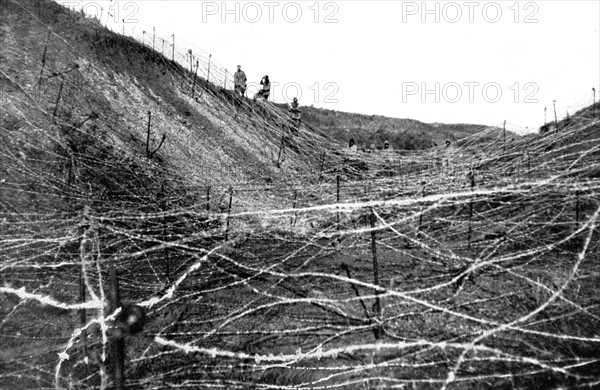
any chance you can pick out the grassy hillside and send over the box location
[293,105,505,150]
[0,0,332,216]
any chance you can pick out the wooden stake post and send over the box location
[467,169,476,250]
[225,187,233,241]
[336,175,341,230]
[145,111,152,157]
[171,34,175,61]
[192,61,199,98]
[206,186,211,217]
[369,210,382,340]
[290,191,297,227]
[78,208,91,385]
[107,264,125,390]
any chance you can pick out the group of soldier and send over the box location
[233,65,301,128]
[347,138,394,155]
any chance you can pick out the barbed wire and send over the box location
[2,1,600,389]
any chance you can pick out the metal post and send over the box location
[593,87,597,119]
[145,111,152,158]
[369,210,382,340]
[467,169,475,250]
[290,191,297,227]
[191,61,199,98]
[418,182,425,238]
[225,188,233,241]
[553,100,558,130]
[318,151,326,181]
[108,265,125,390]
[336,175,341,230]
[575,190,580,224]
[171,34,175,61]
[503,120,506,152]
[206,186,211,217]
[207,54,212,83]
[276,130,285,168]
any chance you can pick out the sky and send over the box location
[58,0,600,134]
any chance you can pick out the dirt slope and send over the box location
[0,0,332,216]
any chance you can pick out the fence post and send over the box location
[37,29,51,93]
[418,181,425,236]
[553,100,558,130]
[290,190,297,227]
[159,183,171,283]
[225,187,233,241]
[276,128,286,168]
[467,168,475,250]
[207,54,212,84]
[77,208,92,386]
[503,120,506,152]
[206,186,211,218]
[369,209,382,340]
[336,175,341,231]
[593,87,597,119]
[318,151,326,181]
[171,34,175,61]
[145,111,152,158]
[108,264,125,390]
[575,189,580,224]
[192,60,199,98]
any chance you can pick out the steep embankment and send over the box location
[0,0,330,216]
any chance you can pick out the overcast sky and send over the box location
[60,1,600,133]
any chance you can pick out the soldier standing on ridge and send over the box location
[254,75,271,101]
[382,140,395,176]
[348,138,358,154]
[289,97,301,129]
[234,65,247,97]
[444,140,454,171]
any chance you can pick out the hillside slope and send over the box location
[0,0,331,215]
[295,105,509,150]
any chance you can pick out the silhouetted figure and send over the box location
[254,75,271,101]
[289,97,301,128]
[234,65,247,97]
[348,138,358,154]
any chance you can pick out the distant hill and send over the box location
[288,105,507,150]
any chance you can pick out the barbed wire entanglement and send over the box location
[2,1,600,389]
